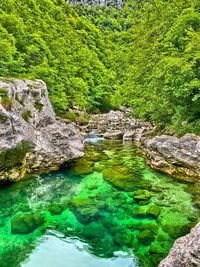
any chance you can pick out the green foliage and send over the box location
[0,88,13,110]
[0,0,199,134]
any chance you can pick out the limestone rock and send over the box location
[0,78,84,181]
[104,130,124,139]
[82,110,154,143]
[159,223,200,266]
[144,134,200,181]
[67,0,125,8]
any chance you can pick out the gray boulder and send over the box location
[159,223,200,267]
[0,78,84,181]
[144,134,200,181]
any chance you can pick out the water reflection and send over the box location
[22,232,138,267]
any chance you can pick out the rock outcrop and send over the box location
[66,0,125,8]
[83,110,200,182]
[144,134,200,182]
[159,223,200,267]
[0,78,84,181]
[81,110,154,142]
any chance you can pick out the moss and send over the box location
[41,90,46,97]
[0,113,7,123]
[1,97,12,111]
[48,202,63,215]
[146,205,161,218]
[0,87,8,97]
[69,159,94,175]
[138,230,155,245]
[0,87,13,111]
[103,166,137,190]
[11,213,44,234]
[28,84,39,90]
[15,93,25,106]
[34,99,43,112]
[21,110,32,122]
[0,140,31,171]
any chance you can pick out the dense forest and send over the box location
[0,0,200,134]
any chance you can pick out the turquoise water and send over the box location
[0,140,199,267]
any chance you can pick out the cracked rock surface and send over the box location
[159,223,200,267]
[0,78,84,181]
[144,134,200,182]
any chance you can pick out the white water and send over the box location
[84,130,104,144]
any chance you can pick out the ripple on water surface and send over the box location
[0,140,199,267]
[22,232,138,267]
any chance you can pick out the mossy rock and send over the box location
[11,213,44,234]
[101,216,118,229]
[137,230,155,245]
[75,206,100,224]
[132,206,148,218]
[124,219,141,230]
[113,231,135,247]
[0,140,31,171]
[70,159,94,175]
[85,151,100,162]
[146,205,161,218]
[149,241,171,254]
[133,190,154,202]
[103,166,137,190]
[139,221,158,234]
[70,197,94,208]
[0,112,7,123]
[93,162,104,172]
[160,211,193,239]
[82,222,106,239]
[48,202,63,215]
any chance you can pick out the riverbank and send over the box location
[80,109,200,266]
[80,109,200,183]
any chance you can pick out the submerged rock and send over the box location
[138,229,155,245]
[0,78,84,181]
[11,213,44,234]
[159,223,200,266]
[146,205,161,218]
[69,159,94,175]
[144,134,200,181]
[103,166,137,190]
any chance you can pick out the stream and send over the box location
[0,139,199,267]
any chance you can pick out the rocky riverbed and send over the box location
[81,109,200,182]
[81,109,200,266]
[0,78,84,181]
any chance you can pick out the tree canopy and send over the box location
[0,0,199,134]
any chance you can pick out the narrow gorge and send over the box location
[0,0,200,266]
[0,79,199,266]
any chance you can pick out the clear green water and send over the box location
[0,140,199,267]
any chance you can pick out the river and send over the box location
[0,140,199,267]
